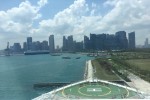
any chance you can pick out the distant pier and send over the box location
[33,82,72,88]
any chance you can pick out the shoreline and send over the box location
[84,59,150,95]
[84,60,94,80]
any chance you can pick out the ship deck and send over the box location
[55,81,138,99]
[33,79,143,100]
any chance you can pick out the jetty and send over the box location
[33,82,71,88]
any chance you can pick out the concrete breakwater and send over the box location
[84,60,94,80]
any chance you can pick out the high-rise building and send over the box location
[115,31,128,50]
[144,38,149,48]
[23,42,27,51]
[49,35,55,52]
[41,40,49,50]
[62,35,75,51]
[84,35,90,50]
[74,41,83,51]
[27,37,32,51]
[128,32,135,49]
[13,43,21,52]
[90,33,96,50]
[145,38,148,46]
[32,41,42,51]
[31,42,37,51]
[63,36,67,51]
[67,35,74,51]
[106,34,116,50]
[96,34,106,50]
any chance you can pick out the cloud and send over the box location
[0,0,150,49]
[33,0,102,39]
[0,1,41,34]
[101,0,150,34]
[37,0,48,8]
[29,0,93,46]
[103,0,119,7]
[0,0,48,49]
[29,0,150,47]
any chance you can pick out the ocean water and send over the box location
[0,53,93,100]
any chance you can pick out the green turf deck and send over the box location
[57,82,137,99]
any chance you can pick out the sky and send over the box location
[0,0,150,49]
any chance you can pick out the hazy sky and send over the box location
[0,0,150,49]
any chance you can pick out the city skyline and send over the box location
[0,0,150,49]
[6,31,137,53]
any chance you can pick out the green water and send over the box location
[0,53,93,100]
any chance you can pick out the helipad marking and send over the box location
[62,83,130,98]
[62,89,67,97]
[125,87,130,97]
[78,84,111,97]
[97,85,111,96]
[78,88,92,96]
[87,88,102,92]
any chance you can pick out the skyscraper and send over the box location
[41,40,49,50]
[23,42,27,51]
[67,35,74,51]
[106,34,116,50]
[27,37,32,51]
[128,32,135,49]
[96,34,106,50]
[13,43,21,52]
[49,35,55,52]
[90,33,96,50]
[115,31,128,50]
[144,38,149,48]
[32,41,42,51]
[63,36,67,51]
[145,38,148,46]
[84,35,90,50]
[74,41,83,51]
